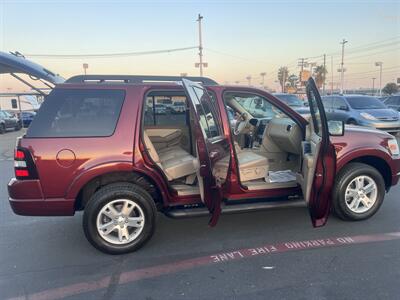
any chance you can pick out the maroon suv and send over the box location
[4,53,400,254]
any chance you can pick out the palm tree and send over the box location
[287,74,298,88]
[313,65,327,89]
[277,67,289,92]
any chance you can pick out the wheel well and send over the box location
[74,171,162,211]
[346,118,356,124]
[345,156,392,189]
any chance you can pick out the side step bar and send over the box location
[164,198,305,219]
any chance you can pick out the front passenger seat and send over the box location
[143,132,197,181]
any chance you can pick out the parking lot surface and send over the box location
[1,129,400,300]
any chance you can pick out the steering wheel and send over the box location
[234,113,249,135]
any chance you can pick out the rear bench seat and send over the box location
[143,131,197,181]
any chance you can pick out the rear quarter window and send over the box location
[26,89,125,138]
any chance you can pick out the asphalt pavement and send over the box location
[0,129,399,300]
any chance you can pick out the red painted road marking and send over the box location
[7,232,400,300]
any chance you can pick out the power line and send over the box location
[24,46,198,59]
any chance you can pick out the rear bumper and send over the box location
[8,178,75,216]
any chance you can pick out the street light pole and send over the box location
[372,77,376,95]
[195,14,207,76]
[340,39,348,94]
[375,62,383,96]
[260,72,266,87]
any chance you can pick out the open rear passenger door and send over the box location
[181,79,223,226]
[304,77,336,227]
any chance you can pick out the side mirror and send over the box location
[328,120,345,136]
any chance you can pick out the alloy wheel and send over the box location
[344,175,378,214]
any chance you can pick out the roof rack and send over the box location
[65,75,218,85]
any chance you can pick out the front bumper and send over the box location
[359,120,400,132]
[8,178,75,216]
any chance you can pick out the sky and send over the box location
[0,0,399,92]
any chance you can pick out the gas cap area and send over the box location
[56,149,76,167]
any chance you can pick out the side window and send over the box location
[26,89,125,138]
[226,93,282,119]
[332,97,347,110]
[307,89,323,136]
[192,86,221,139]
[322,97,332,109]
[144,94,187,126]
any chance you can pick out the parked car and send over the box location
[4,53,400,255]
[154,104,167,114]
[0,110,21,133]
[171,102,186,113]
[322,94,400,134]
[19,111,36,128]
[383,94,400,112]
[273,93,310,116]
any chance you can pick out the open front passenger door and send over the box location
[182,79,223,226]
[304,77,337,227]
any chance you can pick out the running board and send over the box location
[164,198,305,219]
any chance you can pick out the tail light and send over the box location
[14,148,38,180]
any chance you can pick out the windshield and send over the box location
[275,94,304,107]
[346,96,386,109]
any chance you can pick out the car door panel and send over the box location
[304,78,336,227]
[182,79,226,226]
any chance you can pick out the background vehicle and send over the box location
[171,102,186,113]
[0,110,21,133]
[322,94,400,134]
[154,104,167,114]
[273,93,310,115]
[19,111,36,128]
[383,94,400,112]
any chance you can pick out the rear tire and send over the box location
[0,124,5,134]
[83,182,157,254]
[333,163,385,221]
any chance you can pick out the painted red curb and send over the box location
[8,232,400,300]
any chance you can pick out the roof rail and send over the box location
[65,75,218,85]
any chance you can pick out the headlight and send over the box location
[360,112,377,121]
[388,139,400,156]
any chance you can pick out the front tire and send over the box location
[333,163,385,221]
[83,182,157,254]
[0,124,5,134]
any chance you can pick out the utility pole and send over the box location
[339,39,348,94]
[195,14,207,76]
[83,63,88,75]
[372,77,376,95]
[322,54,326,95]
[331,56,334,94]
[260,72,266,87]
[246,75,252,86]
[298,58,307,86]
[375,62,383,96]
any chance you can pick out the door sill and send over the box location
[164,198,305,219]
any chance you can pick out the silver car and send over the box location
[322,94,400,134]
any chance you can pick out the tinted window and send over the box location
[346,96,386,109]
[144,95,187,126]
[385,96,400,105]
[332,97,347,109]
[27,89,125,137]
[307,89,322,136]
[275,94,304,107]
[322,97,333,109]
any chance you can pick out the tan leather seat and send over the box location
[213,150,269,182]
[143,131,197,181]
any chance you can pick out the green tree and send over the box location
[382,82,399,95]
[278,67,289,92]
[288,74,298,88]
[313,65,327,89]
